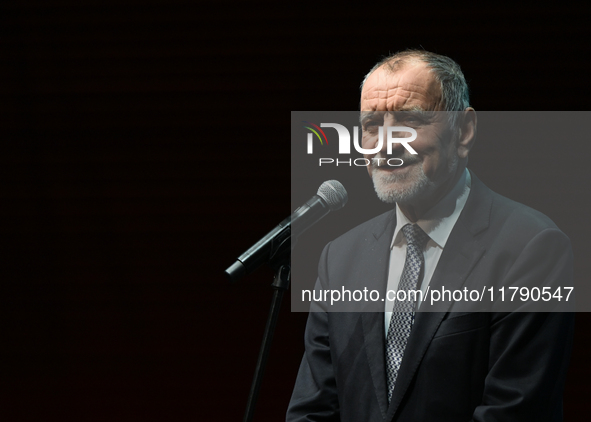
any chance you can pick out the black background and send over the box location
[1,2,590,421]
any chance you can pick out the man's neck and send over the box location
[398,166,467,222]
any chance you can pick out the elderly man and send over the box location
[287,50,574,422]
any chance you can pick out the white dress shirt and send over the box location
[384,169,471,336]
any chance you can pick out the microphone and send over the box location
[225,180,348,282]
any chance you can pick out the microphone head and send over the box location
[317,180,348,211]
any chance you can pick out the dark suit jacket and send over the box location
[286,172,574,422]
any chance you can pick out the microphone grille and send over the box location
[317,180,348,211]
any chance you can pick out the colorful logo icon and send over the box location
[302,121,328,145]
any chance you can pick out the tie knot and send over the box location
[402,224,429,249]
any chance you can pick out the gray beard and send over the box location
[371,153,458,205]
[371,166,435,204]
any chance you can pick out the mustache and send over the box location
[370,153,420,168]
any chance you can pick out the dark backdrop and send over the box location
[1,2,590,421]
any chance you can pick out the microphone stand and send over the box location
[242,263,291,422]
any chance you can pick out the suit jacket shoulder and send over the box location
[287,170,574,422]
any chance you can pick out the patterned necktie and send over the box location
[385,223,429,403]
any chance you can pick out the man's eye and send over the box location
[363,124,379,133]
[396,111,426,125]
[402,116,421,124]
[403,119,425,128]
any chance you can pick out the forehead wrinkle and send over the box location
[388,94,412,111]
[363,86,434,111]
[361,63,443,111]
[387,88,433,111]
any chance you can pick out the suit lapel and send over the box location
[386,171,493,420]
[361,312,389,419]
[358,209,396,420]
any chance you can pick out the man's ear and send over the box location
[457,107,477,159]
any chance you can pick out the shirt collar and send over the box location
[391,168,471,249]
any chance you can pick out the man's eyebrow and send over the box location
[398,105,425,111]
[359,111,378,125]
[395,107,436,119]
[359,107,433,125]
[397,105,430,114]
